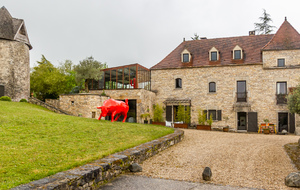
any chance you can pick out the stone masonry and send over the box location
[151,63,300,131]
[59,94,109,118]
[0,40,30,101]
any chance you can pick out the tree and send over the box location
[74,56,107,92]
[30,55,75,101]
[58,60,77,93]
[254,9,276,34]
[191,33,200,40]
[288,85,300,114]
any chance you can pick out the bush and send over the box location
[198,108,207,125]
[19,99,28,103]
[153,104,164,122]
[0,96,11,101]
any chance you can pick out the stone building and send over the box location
[150,18,300,134]
[0,7,32,101]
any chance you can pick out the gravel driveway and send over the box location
[136,130,299,190]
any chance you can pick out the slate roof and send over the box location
[263,18,300,50]
[0,6,32,49]
[151,19,300,70]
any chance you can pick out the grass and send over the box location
[0,101,174,189]
[284,143,300,170]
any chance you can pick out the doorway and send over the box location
[278,113,288,132]
[0,85,4,97]
[237,112,247,130]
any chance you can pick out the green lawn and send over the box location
[0,101,173,189]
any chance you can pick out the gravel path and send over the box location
[136,130,299,190]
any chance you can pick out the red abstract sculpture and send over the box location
[130,78,136,88]
[97,99,129,122]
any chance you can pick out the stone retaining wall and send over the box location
[12,129,184,190]
[28,97,73,116]
[45,99,60,108]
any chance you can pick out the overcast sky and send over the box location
[2,0,300,69]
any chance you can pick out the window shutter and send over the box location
[166,106,172,122]
[204,110,208,120]
[217,110,222,121]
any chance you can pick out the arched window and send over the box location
[209,82,216,92]
[175,78,182,88]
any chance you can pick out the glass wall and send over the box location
[89,64,150,91]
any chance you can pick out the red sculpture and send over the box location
[97,99,129,122]
[130,78,136,88]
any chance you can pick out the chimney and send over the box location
[249,30,255,36]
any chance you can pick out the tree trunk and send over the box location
[85,79,89,92]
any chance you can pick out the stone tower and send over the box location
[0,6,32,101]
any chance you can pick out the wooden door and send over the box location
[248,112,258,132]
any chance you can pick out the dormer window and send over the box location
[181,49,191,63]
[211,52,217,61]
[209,47,219,61]
[233,45,243,59]
[234,50,241,59]
[183,54,189,62]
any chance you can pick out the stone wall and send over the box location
[90,89,156,123]
[151,63,300,132]
[0,40,30,101]
[28,97,72,115]
[45,99,60,108]
[263,50,300,68]
[59,94,109,118]
[12,129,184,190]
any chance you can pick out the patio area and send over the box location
[136,129,299,190]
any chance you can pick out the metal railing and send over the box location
[236,92,247,102]
[276,94,287,104]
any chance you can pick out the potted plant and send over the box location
[140,113,150,124]
[152,104,165,126]
[196,109,211,130]
[263,128,270,134]
[174,105,189,129]
[223,116,230,132]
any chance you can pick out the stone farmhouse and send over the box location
[71,18,300,134]
[0,7,32,102]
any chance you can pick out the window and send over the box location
[205,110,222,121]
[277,82,287,104]
[211,52,217,61]
[278,59,285,67]
[209,82,216,92]
[237,81,247,102]
[183,54,189,62]
[175,78,182,88]
[277,82,287,94]
[233,45,243,59]
[234,50,241,59]
[208,110,217,120]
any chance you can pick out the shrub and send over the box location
[153,104,164,122]
[0,96,11,101]
[176,105,185,122]
[19,99,28,103]
[198,108,207,125]
[207,114,213,126]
